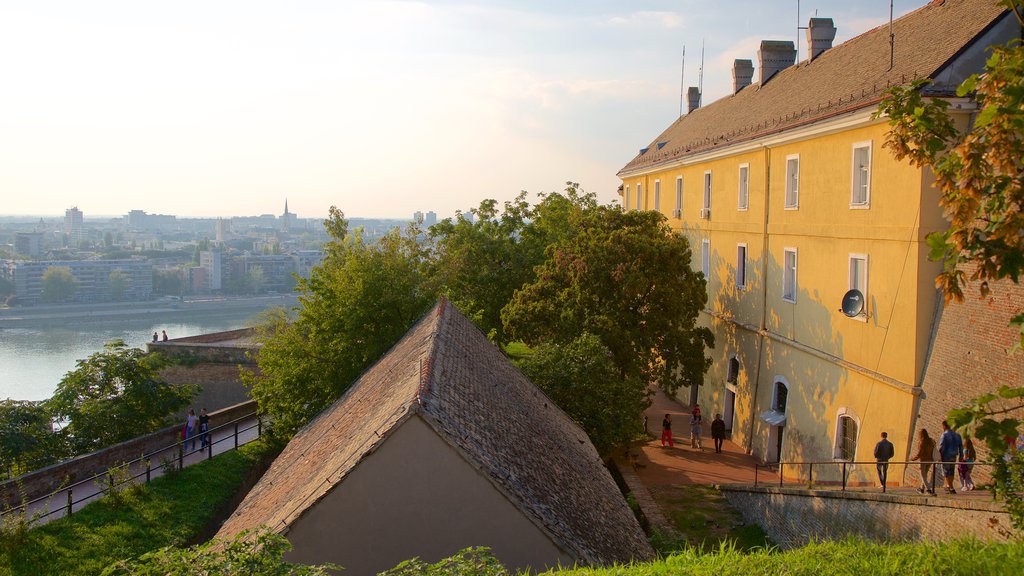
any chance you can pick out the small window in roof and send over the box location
[657,141,668,150]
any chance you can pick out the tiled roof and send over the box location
[619,0,1009,175]
[216,299,654,566]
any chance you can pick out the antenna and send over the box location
[796,0,809,61]
[888,0,895,70]
[698,39,705,107]
[679,45,686,117]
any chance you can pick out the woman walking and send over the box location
[911,428,937,495]
[661,414,674,447]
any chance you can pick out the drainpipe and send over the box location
[747,145,772,454]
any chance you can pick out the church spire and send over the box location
[284,198,290,216]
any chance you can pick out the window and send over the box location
[624,185,630,210]
[736,244,747,289]
[834,410,859,461]
[782,248,797,303]
[701,239,710,278]
[773,380,788,413]
[738,164,749,210]
[703,171,712,211]
[727,356,739,383]
[675,176,683,216]
[848,254,868,319]
[784,154,799,209]
[636,183,643,210]
[851,142,871,207]
[654,180,661,212]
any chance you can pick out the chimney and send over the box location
[732,59,754,94]
[687,86,701,113]
[807,18,837,61]
[758,40,796,85]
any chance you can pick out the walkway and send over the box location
[7,415,262,527]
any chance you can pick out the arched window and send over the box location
[773,381,788,413]
[727,357,739,383]
[834,408,860,461]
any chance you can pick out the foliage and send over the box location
[0,440,277,576]
[381,547,507,576]
[503,204,713,398]
[152,268,184,296]
[102,527,337,576]
[876,4,1024,347]
[245,208,433,437]
[40,266,78,303]
[515,334,647,456]
[427,184,592,343]
[0,400,60,477]
[46,340,196,454]
[109,270,130,300]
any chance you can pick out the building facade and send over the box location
[618,0,1020,484]
[2,259,153,304]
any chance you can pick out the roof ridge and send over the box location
[416,297,448,405]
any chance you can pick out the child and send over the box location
[959,437,976,491]
[661,414,673,447]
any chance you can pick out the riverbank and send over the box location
[0,295,298,328]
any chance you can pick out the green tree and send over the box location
[153,269,184,296]
[40,266,78,303]
[503,205,713,398]
[244,208,433,437]
[515,334,648,456]
[246,266,266,295]
[0,400,61,476]
[47,340,196,454]
[877,2,1024,528]
[103,231,114,248]
[108,270,130,300]
[102,528,338,575]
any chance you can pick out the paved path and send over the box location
[8,416,262,527]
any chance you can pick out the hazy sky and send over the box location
[0,1,914,219]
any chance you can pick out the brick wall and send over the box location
[1,401,257,507]
[722,485,1017,548]
[915,267,1024,468]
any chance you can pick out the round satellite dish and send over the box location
[841,289,865,317]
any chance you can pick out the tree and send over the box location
[0,400,60,476]
[153,269,184,296]
[102,528,338,575]
[108,270,130,300]
[503,205,713,398]
[244,208,434,437]
[40,266,78,303]
[515,334,648,456]
[47,340,196,454]
[878,2,1024,528]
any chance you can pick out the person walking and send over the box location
[911,428,937,495]
[199,408,210,450]
[661,414,674,447]
[873,431,895,489]
[938,420,964,494]
[185,409,198,452]
[959,437,976,491]
[711,414,726,453]
[690,413,703,451]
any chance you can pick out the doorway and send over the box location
[723,385,736,432]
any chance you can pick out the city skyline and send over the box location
[2,1,909,219]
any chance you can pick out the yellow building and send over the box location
[618,0,1020,484]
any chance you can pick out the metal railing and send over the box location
[753,459,995,495]
[0,412,262,524]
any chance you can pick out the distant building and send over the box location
[413,210,424,224]
[232,254,296,293]
[2,259,152,304]
[64,207,83,245]
[215,218,231,242]
[424,211,437,227]
[281,200,297,232]
[14,232,43,258]
[199,251,223,291]
[216,300,653,574]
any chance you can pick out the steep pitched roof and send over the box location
[619,0,1009,176]
[217,299,654,566]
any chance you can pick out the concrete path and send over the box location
[7,416,262,527]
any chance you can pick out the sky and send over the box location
[0,1,918,219]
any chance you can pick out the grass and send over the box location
[547,538,1024,575]
[0,439,278,576]
[646,484,769,554]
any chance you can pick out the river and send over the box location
[0,301,292,402]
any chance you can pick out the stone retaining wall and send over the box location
[721,484,1017,548]
[1,400,257,507]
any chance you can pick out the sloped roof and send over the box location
[619,0,1009,176]
[217,299,654,566]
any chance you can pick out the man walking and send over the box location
[938,421,964,494]
[711,413,726,453]
[873,431,895,489]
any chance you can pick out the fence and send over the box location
[1,412,262,525]
[753,459,996,495]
